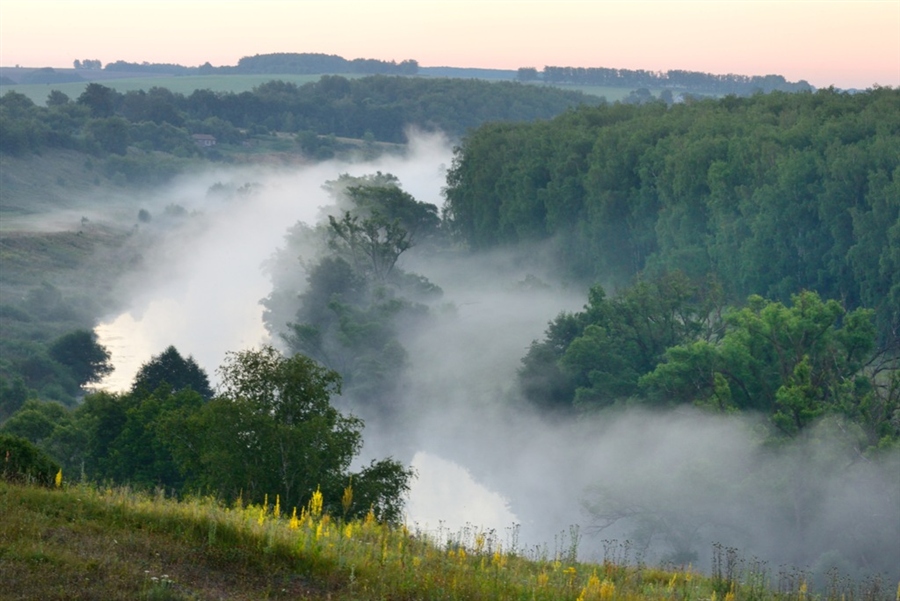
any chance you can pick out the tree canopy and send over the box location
[131,345,213,399]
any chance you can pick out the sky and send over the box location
[0,1,898,89]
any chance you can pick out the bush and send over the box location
[0,433,60,486]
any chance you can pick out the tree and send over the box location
[131,345,213,400]
[161,346,412,520]
[86,116,130,155]
[517,67,539,82]
[519,272,720,412]
[77,83,117,118]
[640,291,886,440]
[0,434,60,486]
[48,330,113,388]
[327,211,412,282]
[46,90,71,107]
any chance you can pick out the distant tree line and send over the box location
[522,66,813,95]
[0,75,597,161]
[103,52,419,76]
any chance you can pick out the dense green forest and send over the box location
[445,88,899,340]
[442,88,899,446]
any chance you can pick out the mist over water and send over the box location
[94,133,900,585]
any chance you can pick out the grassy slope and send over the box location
[0,481,769,601]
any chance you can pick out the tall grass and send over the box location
[0,481,894,600]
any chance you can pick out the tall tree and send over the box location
[48,330,113,388]
[131,346,213,400]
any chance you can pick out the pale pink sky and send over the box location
[1,1,898,89]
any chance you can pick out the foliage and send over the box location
[520,272,721,412]
[272,175,442,405]
[445,88,900,342]
[131,345,213,399]
[47,329,113,387]
[0,433,59,486]
[2,73,597,161]
[160,346,412,521]
[640,291,894,442]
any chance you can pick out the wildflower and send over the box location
[343,523,353,539]
[536,572,550,588]
[475,532,485,553]
[310,486,323,518]
[54,468,62,488]
[364,505,375,526]
[274,495,281,519]
[342,479,353,516]
[492,546,506,569]
[599,578,615,601]
[724,591,735,601]
[289,507,299,530]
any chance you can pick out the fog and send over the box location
[93,132,899,586]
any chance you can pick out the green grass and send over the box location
[0,72,658,105]
[0,74,352,105]
[2,481,888,601]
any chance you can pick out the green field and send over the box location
[0,72,645,105]
[0,73,340,105]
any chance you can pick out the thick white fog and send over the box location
[93,132,900,585]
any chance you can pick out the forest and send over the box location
[2,80,899,582]
[0,75,597,162]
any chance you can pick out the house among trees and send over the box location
[191,134,216,147]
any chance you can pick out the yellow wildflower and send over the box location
[274,494,281,519]
[54,469,62,488]
[310,486,323,517]
[475,532,485,553]
[341,480,353,516]
[289,507,299,530]
[492,547,506,569]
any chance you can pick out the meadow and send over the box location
[2,479,892,601]
[0,74,332,105]
[0,73,625,105]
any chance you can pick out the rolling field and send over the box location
[0,73,335,104]
[0,72,637,104]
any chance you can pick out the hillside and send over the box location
[3,481,884,601]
